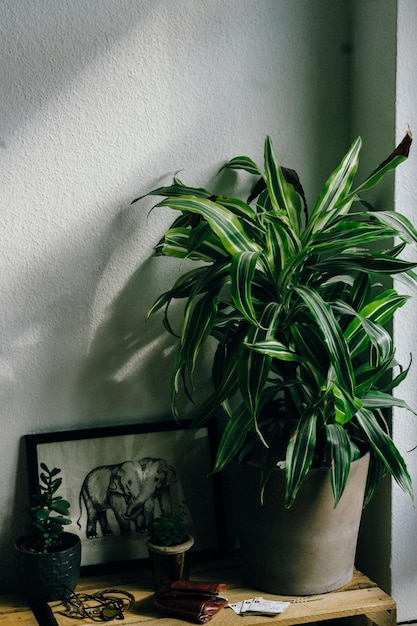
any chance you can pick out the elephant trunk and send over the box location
[124,500,144,520]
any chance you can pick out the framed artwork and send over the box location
[25,420,224,570]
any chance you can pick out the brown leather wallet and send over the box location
[153,580,228,623]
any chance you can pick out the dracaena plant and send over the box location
[134,131,417,508]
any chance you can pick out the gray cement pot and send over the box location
[231,452,369,596]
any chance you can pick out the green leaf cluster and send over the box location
[28,463,72,552]
[136,132,417,508]
[148,502,188,547]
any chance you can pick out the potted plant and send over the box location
[134,131,416,594]
[14,463,81,601]
[147,502,194,589]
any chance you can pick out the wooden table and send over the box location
[1,560,396,626]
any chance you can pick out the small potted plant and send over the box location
[14,463,81,601]
[146,502,194,589]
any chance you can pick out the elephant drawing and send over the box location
[77,457,177,538]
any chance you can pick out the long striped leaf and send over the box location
[216,196,258,220]
[369,210,417,249]
[245,339,305,362]
[238,302,281,428]
[291,323,328,385]
[325,423,354,506]
[349,273,372,315]
[310,222,395,253]
[213,402,255,472]
[356,407,413,499]
[187,223,229,261]
[308,137,361,235]
[344,291,409,358]
[313,253,417,275]
[230,251,260,324]
[132,179,211,204]
[147,266,210,319]
[219,155,262,176]
[361,390,417,414]
[192,348,240,428]
[156,227,227,262]
[386,357,412,392]
[355,357,396,396]
[295,285,355,397]
[341,131,412,206]
[264,136,302,234]
[285,409,318,508]
[330,381,362,425]
[155,196,260,255]
[180,289,219,378]
[333,300,393,364]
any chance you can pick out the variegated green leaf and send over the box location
[344,291,409,358]
[361,390,417,414]
[356,407,413,499]
[213,402,255,472]
[295,285,355,397]
[313,252,417,275]
[310,222,395,253]
[244,338,304,362]
[132,178,211,204]
[230,251,260,324]
[308,137,362,234]
[369,210,417,250]
[330,381,362,425]
[285,409,317,508]
[238,303,281,432]
[290,324,328,389]
[325,423,354,506]
[264,136,302,234]
[156,227,227,262]
[147,266,210,321]
[155,196,260,255]
[180,289,219,378]
[187,223,229,261]
[341,131,412,206]
[334,300,393,364]
[219,155,262,176]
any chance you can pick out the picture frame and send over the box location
[25,420,224,571]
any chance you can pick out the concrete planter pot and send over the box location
[14,532,81,601]
[231,453,370,596]
[147,535,194,590]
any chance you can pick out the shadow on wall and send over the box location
[78,256,175,421]
[77,168,244,424]
[77,254,214,423]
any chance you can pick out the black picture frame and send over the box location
[25,420,224,572]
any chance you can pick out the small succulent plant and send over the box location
[27,463,72,552]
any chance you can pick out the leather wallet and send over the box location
[153,580,228,623]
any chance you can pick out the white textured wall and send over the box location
[349,2,417,621]
[349,0,397,597]
[1,0,350,591]
[392,0,417,621]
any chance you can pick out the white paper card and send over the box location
[228,596,290,616]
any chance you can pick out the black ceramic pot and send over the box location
[14,532,81,601]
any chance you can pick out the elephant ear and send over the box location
[108,467,124,494]
[158,460,177,487]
